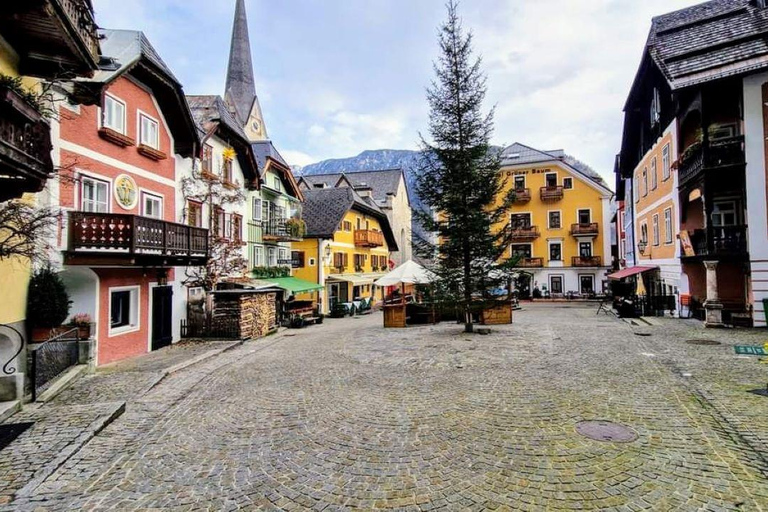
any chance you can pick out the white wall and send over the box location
[743,71,768,326]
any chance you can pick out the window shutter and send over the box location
[343,253,349,267]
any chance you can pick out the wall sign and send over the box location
[115,174,138,210]
[504,168,553,177]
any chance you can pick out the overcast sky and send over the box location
[93,0,702,181]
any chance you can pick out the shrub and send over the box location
[27,266,72,329]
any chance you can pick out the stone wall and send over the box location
[213,292,277,340]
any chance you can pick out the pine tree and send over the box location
[414,0,516,333]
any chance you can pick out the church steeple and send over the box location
[225,0,268,141]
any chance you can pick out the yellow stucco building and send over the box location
[292,187,397,313]
[499,144,614,298]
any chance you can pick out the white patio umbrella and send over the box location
[374,260,439,287]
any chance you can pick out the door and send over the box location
[511,213,532,229]
[151,286,173,351]
[550,275,563,295]
[516,273,532,299]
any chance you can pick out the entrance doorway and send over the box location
[151,286,173,351]
[516,273,532,299]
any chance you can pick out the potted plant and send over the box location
[27,266,72,342]
[285,217,306,239]
[69,313,92,340]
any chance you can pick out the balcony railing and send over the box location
[263,218,305,242]
[570,223,599,236]
[678,136,745,187]
[66,212,209,267]
[540,186,564,202]
[513,257,543,268]
[513,188,531,203]
[686,226,748,259]
[0,86,53,201]
[509,225,540,241]
[355,229,384,248]
[572,256,602,267]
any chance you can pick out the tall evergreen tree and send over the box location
[414,0,516,333]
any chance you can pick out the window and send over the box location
[222,159,233,183]
[633,175,639,203]
[650,87,661,127]
[142,193,163,219]
[511,213,532,229]
[579,242,592,257]
[262,200,271,223]
[664,208,673,244]
[201,145,213,173]
[279,248,289,265]
[309,258,316,267]
[549,242,562,262]
[268,247,278,267]
[662,144,671,181]
[511,244,532,258]
[640,223,648,245]
[292,251,306,268]
[712,201,738,242]
[642,168,648,196]
[514,175,526,190]
[253,245,264,267]
[550,276,563,294]
[356,217,362,230]
[232,214,242,242]
[214,208,226,238]
[187,200,202,228]
[563,177,573,190]
[577,209,591,225]
[545,173,557,188]
[650,158,658,190]
[273,177,282,192]
[109,286,139,335]
[333,252,349,270]
[343,221,352,231]
[139,114,159,149]
[580,275,595,295]
[252,197,262,221]
[103,94,126,134]
[81,176,109,213]
[548,211,561,229]
[652,215,660,246]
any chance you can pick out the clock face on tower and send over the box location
[252,120,260,133]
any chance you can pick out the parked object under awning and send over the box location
[607,266,658,280]
[327,273,386,286]
[264,277,324,294]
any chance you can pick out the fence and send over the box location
[30,328,80,401]
[180,316,240,340]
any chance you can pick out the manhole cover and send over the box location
[576,421,638,443]
[686,339,721,346]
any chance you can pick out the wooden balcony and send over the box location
[540,186,564,202]
[683,226,749,261]
[65,212,209,267]
[678,136,745,188]
[1,0,100,78]
[513,188,531,203]
[355,229,384,248]
[513,257,543,268]
[570,223,599,237]
[572,256,602,267]
[0,86,53,201]
[509,226,540,241]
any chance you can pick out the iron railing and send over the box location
[678,136,745,187]
[30,327,79,401]
[0,324,25,376]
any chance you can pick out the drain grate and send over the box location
[576,421,638,443]
[0,422,34,452]
[686,339,721,346]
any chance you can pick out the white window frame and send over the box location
[108,285,140,337]
[549,275,564,294]
[138,112,160,149]
[547,210,562,230]
[652,214,660,246]
[563,177,574,190]
[309,257,316,267]
[273,177,282,192]
[642,168,648,197]
[513,175,526,190]
[268,247,278,267]
[650,157,658,191]
[664,207,673,244]
[633,175,640,203]
[102,93,126,134]
[577,208,592,225]
[662,144,671,181]
[548,241,563,262]
[141,191,163,219]
[544,172,558,188]
[253,245,264,267]
[252,197,263,221]
[81,175,110,213]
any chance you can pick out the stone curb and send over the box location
[35,365,88,404]
[14,401,126,498]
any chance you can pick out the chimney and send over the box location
[355,184,373,198]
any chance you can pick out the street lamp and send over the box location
[323,244,332,265]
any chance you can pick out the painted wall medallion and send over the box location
[115,174,138,210]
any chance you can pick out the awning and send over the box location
[607,266,658,280]
[374,260,438,287]
[327,273,385,286]
[264,277,324,294]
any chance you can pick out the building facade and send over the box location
[501,144,613,298]
[292,187,397,313]
[618,0,768,327]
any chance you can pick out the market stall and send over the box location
[374,260,439,328]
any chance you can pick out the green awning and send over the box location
[266,277,324,294]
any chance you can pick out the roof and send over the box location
[89,29,178,84]
[642,0,768,90]
[500,143,611,191]
[187,95,249,141]
[252,141,289,169]
[224,0,258,125]
[299,169,407,204]
[301,187,398,250]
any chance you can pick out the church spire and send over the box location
[225,0,268,140]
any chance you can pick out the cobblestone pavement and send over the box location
[4,305,768,511]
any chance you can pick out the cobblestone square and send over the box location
[3,304,768,510]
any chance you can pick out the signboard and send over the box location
[679,230,696,258]
[504,168,553,177]
[734,345,768,356]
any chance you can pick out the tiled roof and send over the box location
[299,169,406,204]
[252,141,289,170]
[500,143,609,189]
[301,187,398,249]
[645,0,768,89]
[90,30,179,84]
[186,95,249,142]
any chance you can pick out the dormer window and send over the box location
[103,94,126,134]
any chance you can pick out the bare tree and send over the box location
[0,200,59,263]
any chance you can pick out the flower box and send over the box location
[99,127,135,147]
[137,144,168,161]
